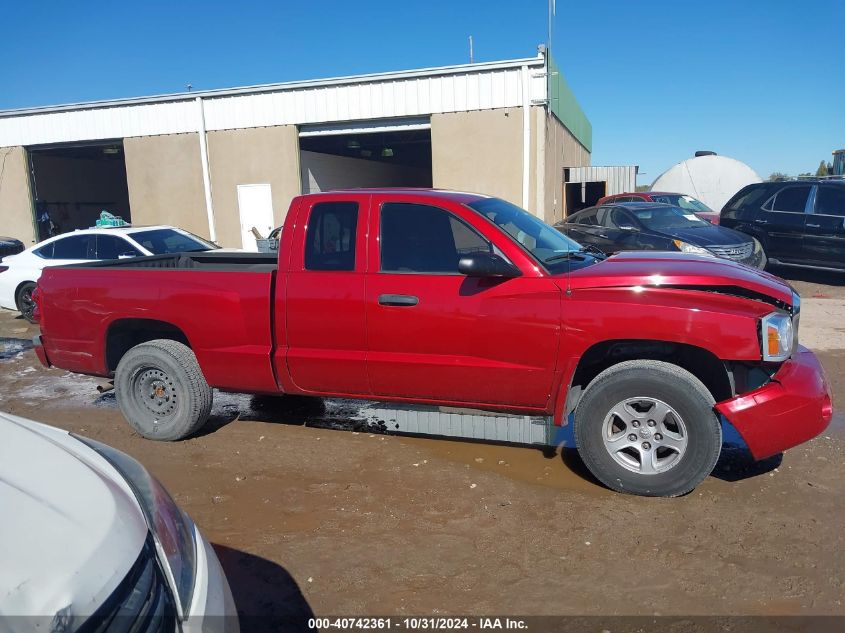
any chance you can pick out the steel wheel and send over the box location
[602,397,688,475]
[133,367,178,421]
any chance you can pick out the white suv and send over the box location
[0,226,218,322]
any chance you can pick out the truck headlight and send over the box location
[760,312,794,362]
[672,240,715,257]
[74,435,196,617]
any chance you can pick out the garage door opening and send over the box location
[28,141,131,241]
[565,181,607,215]
[299,121,432,194]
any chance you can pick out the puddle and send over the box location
[0,337,33,360]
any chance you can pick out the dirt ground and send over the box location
[1,265,844,626]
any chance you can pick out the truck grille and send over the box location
[708,242,754,261]
[85,537,178,633]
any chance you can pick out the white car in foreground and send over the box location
[0,412,238,632]
[0,226,219,322]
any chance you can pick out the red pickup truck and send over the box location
[33,189,832,496]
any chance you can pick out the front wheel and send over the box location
[573,360,722,497]
[15,282,37,323]
[115,339,213,441]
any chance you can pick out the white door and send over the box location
[236,184,275,251]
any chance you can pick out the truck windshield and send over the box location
[129,228,219,254]
[466,197,583,268]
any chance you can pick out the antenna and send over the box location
[468,36,474,63]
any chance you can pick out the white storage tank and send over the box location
[650,152,762,212]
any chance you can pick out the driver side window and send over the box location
[380,203,491,274]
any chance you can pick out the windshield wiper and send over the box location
[544,250,592,264]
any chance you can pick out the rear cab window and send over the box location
[304,201,359,271]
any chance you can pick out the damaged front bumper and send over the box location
[716,345,832,460]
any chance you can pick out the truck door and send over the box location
[364,197,561,409]
[282,194,371,395]
[803,184,845,269]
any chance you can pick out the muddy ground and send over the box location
[1,266,844,626]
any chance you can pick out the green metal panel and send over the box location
[547,56,592,152]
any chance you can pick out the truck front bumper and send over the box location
[715,345,832,460]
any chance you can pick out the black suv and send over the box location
[720,179,845,272]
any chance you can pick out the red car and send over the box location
[33,189,830,497]
[599,191,721,224]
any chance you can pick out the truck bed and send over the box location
[38,251,280,394]
[61,251,278,272]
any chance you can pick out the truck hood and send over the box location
[0,413,148,620]
[567,251,795,308]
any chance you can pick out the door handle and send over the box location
[754,219,768,224]
[378,294,419,307]
[806,223,821,228]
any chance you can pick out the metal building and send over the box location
[0,49,591,249]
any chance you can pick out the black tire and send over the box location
[573,360,722,497]
[115,339,212,441]
[15,282,37,323]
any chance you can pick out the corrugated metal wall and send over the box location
[0,60,547,147]
[565,166,638,195]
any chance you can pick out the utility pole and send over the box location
[468,35,474,63]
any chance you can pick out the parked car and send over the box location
[0,225,219,322]
[720,179,845,272]
[0,411,237,630]
[0,235,24,259]
[599,191,720,224]
[557,202,766,268]
[34,189,830,497]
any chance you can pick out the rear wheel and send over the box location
[15,282,37,323]
[115,339,212,441]
[573,360,722,497]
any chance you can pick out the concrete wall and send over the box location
[431,108,523,208]
[123,133,210,239]
[301,150,431,194]
[541,109,591,224]
[0,146,35,245]
[207,126,301,248]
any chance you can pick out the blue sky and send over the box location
[2,1,843,182]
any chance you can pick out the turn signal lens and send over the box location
[767,327,780,356]
[760,312,794,362]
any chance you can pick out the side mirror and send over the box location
[618,224,636,231]
[458,252,521,278]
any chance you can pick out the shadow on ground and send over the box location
[213,544,315,632]
[768,265,845,288]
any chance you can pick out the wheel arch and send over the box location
[105,318,192,374]
[564,339,733,418]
